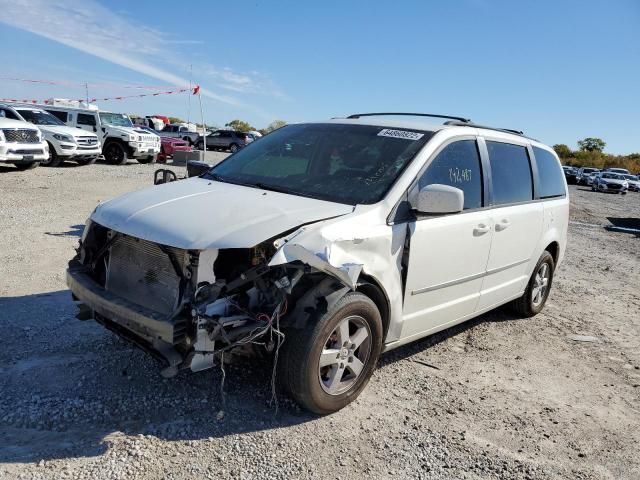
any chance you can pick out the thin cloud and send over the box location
[0,0,280,107]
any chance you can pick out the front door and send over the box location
[401,139,492,340]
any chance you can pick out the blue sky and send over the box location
[0,0,638,153]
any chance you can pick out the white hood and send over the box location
[0,118,39,130]
[90,177,354,249]
[40,124,96,139]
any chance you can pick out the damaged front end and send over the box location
[66,221,358,377]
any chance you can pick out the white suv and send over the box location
[66,113,569,413]
[2,104,101,167]
[0,115,48,170]
[44,106,160,165]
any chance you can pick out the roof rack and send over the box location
[346,112,472,123]
[344,112,530,139]
[443,120,525,137]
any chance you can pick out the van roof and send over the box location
[322,117,541,145]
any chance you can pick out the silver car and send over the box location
[592,172,628,194]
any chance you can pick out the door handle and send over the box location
[473,223,490,235]
[495,219,511,231]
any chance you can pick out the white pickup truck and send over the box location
[158,124,200,145]
[0,116,48,170]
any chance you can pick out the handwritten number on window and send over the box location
[449,167,471,184]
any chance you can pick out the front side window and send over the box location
[77,113,97,126]
[533,146,565,198]
[486,141,533,205]
[418,140,483,210]
[207,123,432,205]
[98,112,132,127]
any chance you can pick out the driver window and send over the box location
[418,140,483,210]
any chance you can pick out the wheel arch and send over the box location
[544,241,560,265]
[356,274,391,339]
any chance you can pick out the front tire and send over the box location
[14,162,38,170]
[42,143,62,167]
[229,143,239,153]
[104,141,128,165]
[279,292,383,414]
[510,251,555,317]
[196,141,205,151]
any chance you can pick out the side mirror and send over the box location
[413,184,464,214]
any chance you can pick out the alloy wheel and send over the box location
[318,315,372,395]
[532,262,550,307]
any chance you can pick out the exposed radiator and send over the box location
[105,235,188,316]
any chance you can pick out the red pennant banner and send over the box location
[0,85,200,105]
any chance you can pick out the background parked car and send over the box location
[623,174,640,192]
[3,104,101,167]
[195,130,252,152]
[576,166,599,185]
[562,166,577,184]
[592,172,628,194]
[159,124,200,145]
[135,125,192,163]
[0,114,48,170]
[44,105,160,165]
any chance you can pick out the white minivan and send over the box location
[66,113,569,413]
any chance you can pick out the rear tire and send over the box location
[279,291,383,414]
[196,141,205,151]
[510,251,555,317]
[14,162,38,170]
[104,141,128,165]
[229,143,239,153]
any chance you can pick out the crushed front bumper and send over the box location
[66,266,185,371]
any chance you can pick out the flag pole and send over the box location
[197,86,205,162]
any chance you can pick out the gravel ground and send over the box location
[0,161,639,480]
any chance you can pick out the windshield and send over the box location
[602,173,624,180]
[583,168,597,173]
[624,175,638,181]
[205,123,432,205]
[17,109,65,126]
[99,112,133,127]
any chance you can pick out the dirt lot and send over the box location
[0,161,638,480]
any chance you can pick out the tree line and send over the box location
[554,138,639,173]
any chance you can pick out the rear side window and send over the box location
[486,141,533,205]
[77,113,96,126]
[47,110,67,122]
[533,147,566,198]
[419,140,483,210]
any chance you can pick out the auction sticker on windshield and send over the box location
[377,129,424,141]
